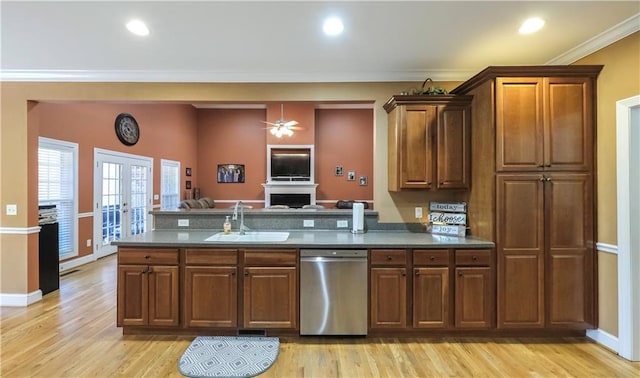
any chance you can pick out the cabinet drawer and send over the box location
[118,248,179,265]
[244,249,297,266]
[185,249,238,265]
[413,249,450,266]
[370,249,407,266]
[455,249,492,266]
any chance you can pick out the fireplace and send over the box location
[262,182,318,207]
[270,194,311,208]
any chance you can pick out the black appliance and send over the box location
[38,205,59,295]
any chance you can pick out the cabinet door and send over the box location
[437,105,470,189]
[455,267,493,329]
[546,173,594,328]
[184,266,237,328]
[496,78,544,171]
[243,267,297,329]
[148,265,179,327]
[544,77,593,171]
[399,105,436,189]
[117,265,148,327]
[413,267,449,328]
[370,267,407,329]
[496,174,545,328]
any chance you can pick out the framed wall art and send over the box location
[217,164,245,183]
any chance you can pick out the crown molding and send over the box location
[0,68,478,84]
[546,12,640,65]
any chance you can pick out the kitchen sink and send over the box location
[204,231,290,242]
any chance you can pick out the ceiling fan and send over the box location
[263,104,299,138]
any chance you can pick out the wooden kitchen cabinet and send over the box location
[242,249,297,329]
[454,249,494,329]
[183,249,238,328]
[412,249,450,329]
[370,249,408,329]
[496,76,594,172]
[117,248,179,327]
[384,96,472,191]
[496,173,594,329]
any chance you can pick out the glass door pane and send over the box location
[101,162,123,246]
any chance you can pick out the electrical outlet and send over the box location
[6,204,17,216]
[337,220,349,228]
[86,239,92,247]
[414,207,423,219]
[178,219,190,227]
[153,194,159,200]
[303,219,314,228]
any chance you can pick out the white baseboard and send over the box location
[587,328,619,353]
[0,290,43,307]
[59,254,96,272]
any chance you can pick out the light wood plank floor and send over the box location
[1,255,638,377]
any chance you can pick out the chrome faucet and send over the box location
[232,200,246,235]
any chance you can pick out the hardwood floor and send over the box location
[1,255,638,377]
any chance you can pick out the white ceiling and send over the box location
[1,1,639,83]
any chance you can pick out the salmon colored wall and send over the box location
[36,102,198,260]
[315,108,374,206]
[196,109,268,207]
[266,102,316,145]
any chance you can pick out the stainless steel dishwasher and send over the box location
[300,249,368,335]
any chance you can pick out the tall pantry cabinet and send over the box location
[452,66,602,330]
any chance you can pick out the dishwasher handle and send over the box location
[301,256,366,264]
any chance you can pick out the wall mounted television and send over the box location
[267,145,314,182]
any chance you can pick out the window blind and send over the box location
[38,138,77,258]
[161,159,180,210]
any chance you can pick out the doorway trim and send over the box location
[616,94,640,361]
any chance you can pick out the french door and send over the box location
[94,149,153,258]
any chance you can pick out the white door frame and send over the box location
[93,148,153,258]
[616,94,640,361]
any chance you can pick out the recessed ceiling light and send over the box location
[323,17,344,36]
[519,17,545,34]
[126,19,150,36]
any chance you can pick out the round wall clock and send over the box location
[114,113,140,146]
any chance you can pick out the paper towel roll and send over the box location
[352,202,365,233]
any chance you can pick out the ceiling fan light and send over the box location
[519,17,545,34]
[270,127,278,136]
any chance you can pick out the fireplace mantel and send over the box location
[262,182,318,207]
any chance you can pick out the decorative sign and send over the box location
[428,201,467,237]
[431,224,466,237]
[429,202,467,213]
[428,212,467,225]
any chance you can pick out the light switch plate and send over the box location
[153,194,159,200]
[303,219,314,227]
[415,207,423,219]
[178,219,189,227]
[6,204,17,216]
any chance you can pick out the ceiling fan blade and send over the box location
[284,120,299,127]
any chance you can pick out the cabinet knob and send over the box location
[244,271,249,276]
[415,270,420,276]
[147,267,153,274]
[545,164,552,167]
[144,255,150,259]
[231,271,236,276]
[429,256,435,261]
[472,256,478,261]
[458,272,463,277]
[537,164,544,168]
[539,177,545,182]
[401,272,407,277]
[545,177,552,182]
[386,256,393,261]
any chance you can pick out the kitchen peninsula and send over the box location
[113,208,497,336]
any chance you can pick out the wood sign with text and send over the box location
[428,202,467,237]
